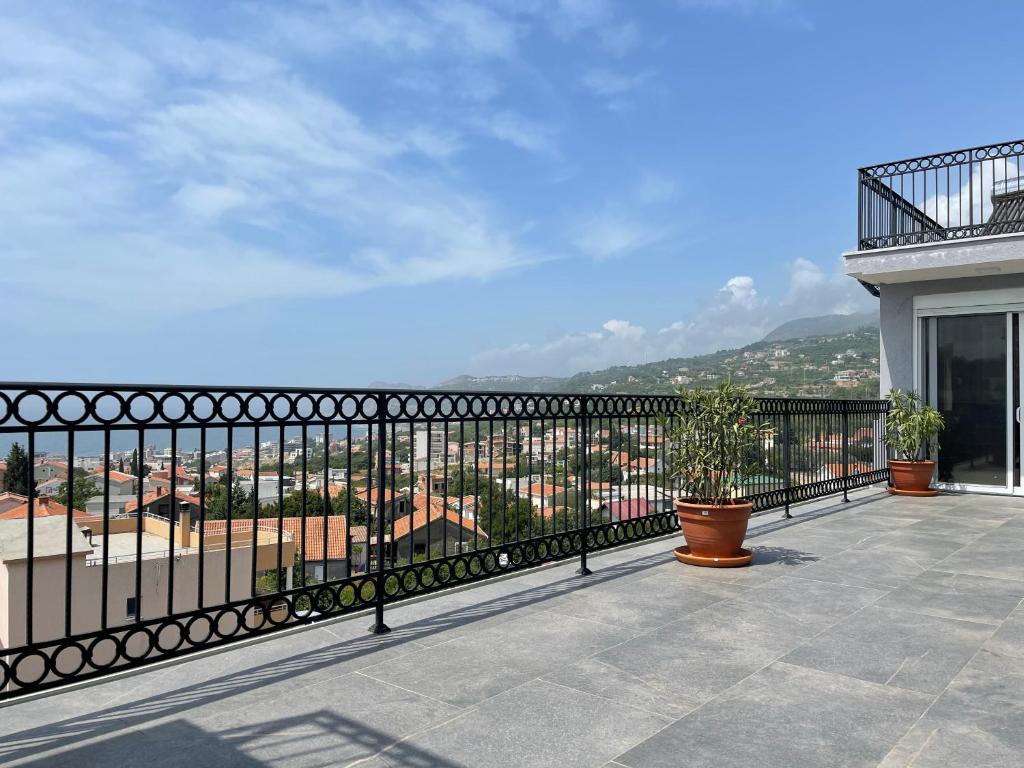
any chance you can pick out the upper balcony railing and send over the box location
[858,139,1024,250]
[0,383,889,700]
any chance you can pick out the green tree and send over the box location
[3,443,29,495]
[202,472,255,520]
[259,487,369,524]
[56,468,98,512]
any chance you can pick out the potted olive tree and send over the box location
[885,388,945,496]
[663,381,769,567]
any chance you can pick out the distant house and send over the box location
[0,493,89,520]
[33,460,68,482]
[34,476,66,497]
[818,463,875,482]
[599,499,650,521]
[389,494,487,560]
[148,465,193,494]
[517,482,567,510]
[88,469,137,497]
[125,488,201,519]
[204,515,367,580]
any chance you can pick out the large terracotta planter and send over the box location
[674,499,753,567]
[888,459,937,496]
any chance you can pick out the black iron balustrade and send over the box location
[858,139,1024,250]
[0,383,888,700]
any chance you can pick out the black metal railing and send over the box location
[858,139,1024,249]
[0,384,888,700]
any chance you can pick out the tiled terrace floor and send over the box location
[2,487,1023,767]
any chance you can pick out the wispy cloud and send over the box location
[480,110,558,155]
[0,5,553,329]
[676,0,812,28]
[581,68,652,97]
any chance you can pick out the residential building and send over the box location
[390,494,487,559]
[845,138,1024,493]
[0,506,293,652]
[517,482,567,510]
[203,516,365,580]
[32,460,67,482]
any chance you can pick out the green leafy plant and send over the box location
[884,388,944,461]
[661,381,770,506]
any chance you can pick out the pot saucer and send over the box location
[887,487,938,497]
[673,545,752,568]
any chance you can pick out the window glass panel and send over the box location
[934,314,1007,486]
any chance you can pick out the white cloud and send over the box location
[721,276,758,309]
[602,319,647,340]
[264,1,519,59]
[0,9,546,330]
[471,260,876,376]
[573,216,673,260]
[634,172,678,204]
[581,69,651,97]
[481,110,557,154]
[173,183,249,219]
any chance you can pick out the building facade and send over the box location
[845,139,1024,494]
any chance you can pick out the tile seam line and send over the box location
[874,601,1015,766]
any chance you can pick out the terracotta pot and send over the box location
[675,499,753,558]
[889,460,935,494]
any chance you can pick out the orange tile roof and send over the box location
[391,494,487,541]
[355,487,401,505]
[823,463,874,477]
[90,469,136,483]
[202,517,379,560]
[524,482,565,497]
[0,495,89,520]
[124,490,201,514]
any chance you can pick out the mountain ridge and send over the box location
[438,312,881,397]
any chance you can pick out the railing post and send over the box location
[576,395,592,576]
[842,400,850,503]
[368,393,391,635]
[782,401,792,519]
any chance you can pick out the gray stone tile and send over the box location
[847,529,970,567]
[983,607,1024,661]
[745,527,855,559]
[360,610,636,707]
[734,575,886,634]
[904,513,1007,536]
[541,657,699,719]
[875,570,1024,626]
[934,532,1024,582]
[616,662,931,768]
[380,679,669,768]
[542,570,730,631]
[879,652,1024,767]
[783,604,995,694]
[809,513,921,537]
[194,671,464,767]
[593,598,812,704]
[794,547,930,590]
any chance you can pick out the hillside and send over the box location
[763,311,879,342]
[443,315,881,398]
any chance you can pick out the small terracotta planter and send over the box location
[888,459,937,497]
[674,499,753,567]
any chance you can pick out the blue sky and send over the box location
[2,0,1023,387]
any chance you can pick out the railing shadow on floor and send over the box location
[747,489,889,540]
[0,548,676,763]
[0,492,887,765]
[8,710,467,768]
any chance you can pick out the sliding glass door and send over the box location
[923,313,1010,490]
